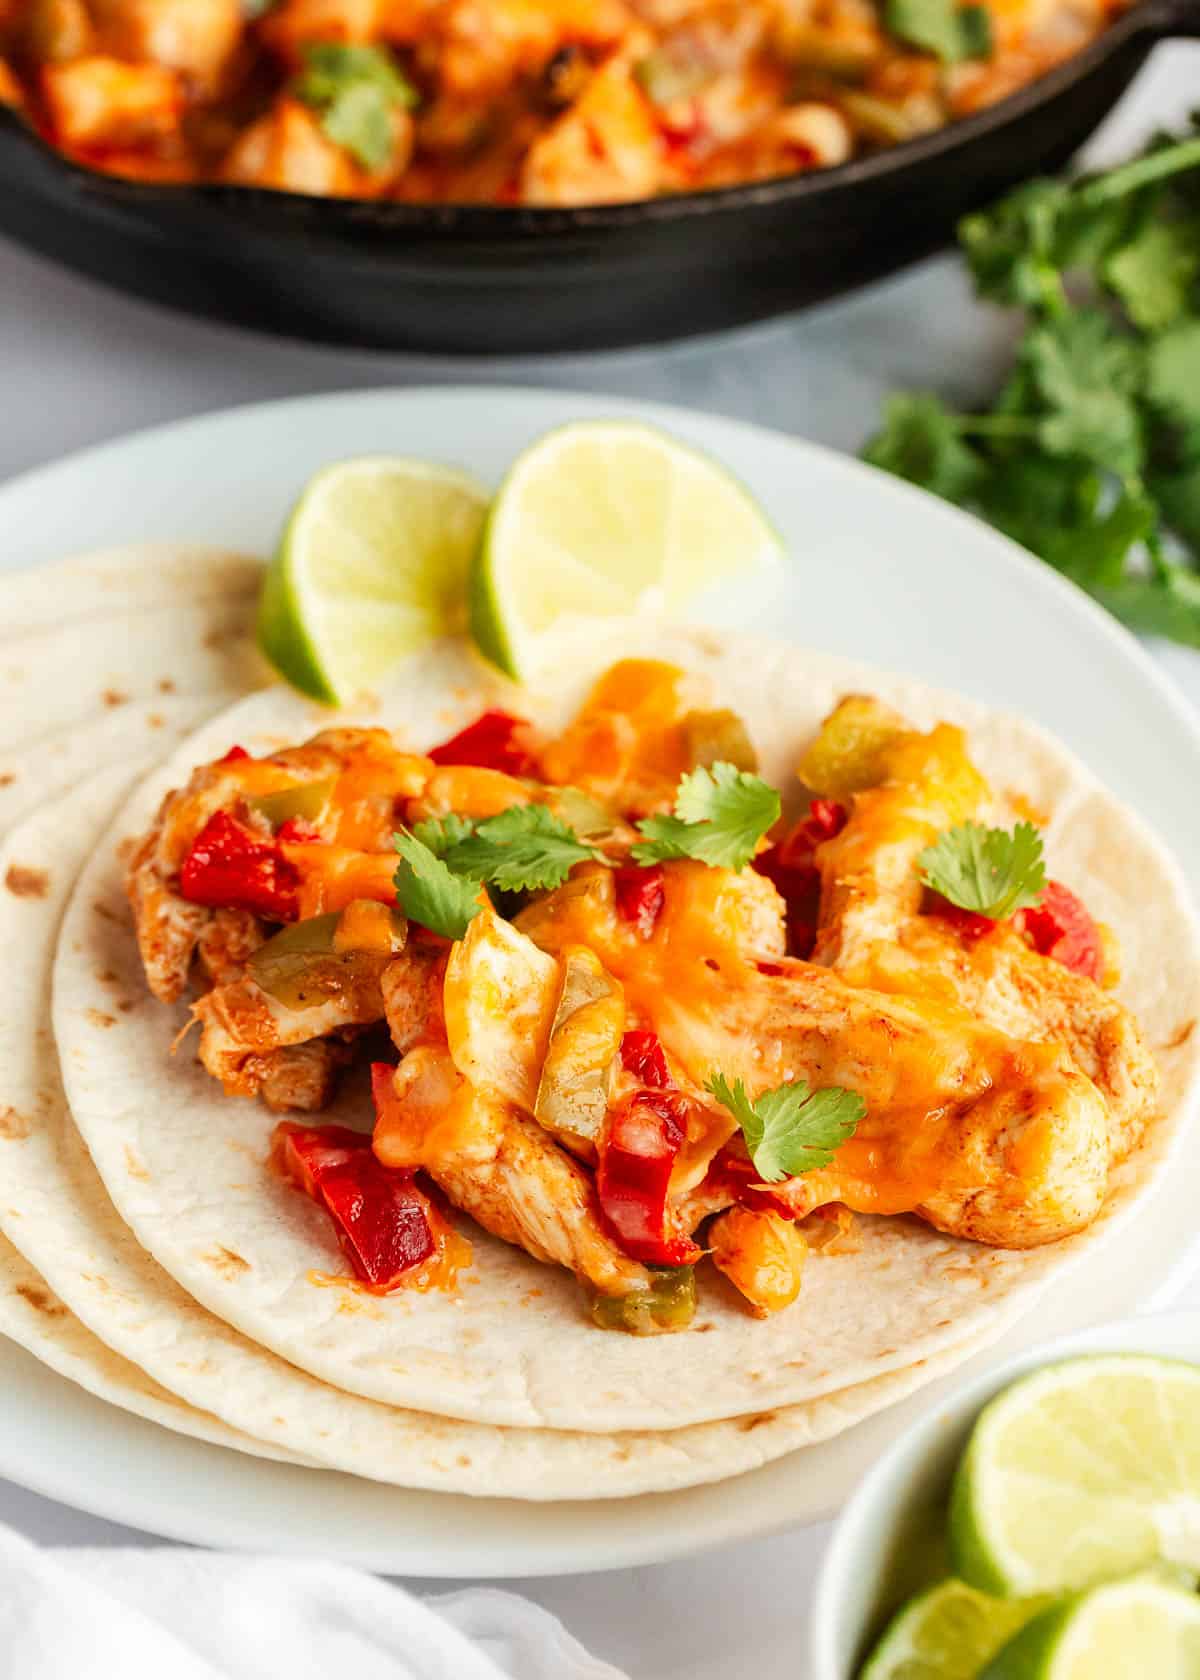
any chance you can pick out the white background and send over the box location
[1,42,1198,1679]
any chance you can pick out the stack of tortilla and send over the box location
[0,545,1196,1500]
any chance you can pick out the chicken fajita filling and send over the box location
[126,659,1157,1333]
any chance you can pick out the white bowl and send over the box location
[809,1309,1200,1679]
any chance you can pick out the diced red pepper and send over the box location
[753,799,847,958]
[620,1029,671,1089]
[427,710,539,778]
[274,1115,437,1291]
[707,1144,796,1219]
[597,1089,701,1266]
[613,863,665,939]
[276,816,320,845]
[1017,880,1103,981]
[179,810,299,920]
[218,744,250,763]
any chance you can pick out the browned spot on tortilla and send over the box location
[1164,1019,1196,1051]
[124,1147,150,1182]
[203,1246,250,1278]
[102,688,128,708]
[116,837,135,864]
[204,629,224,649]
[0,1107,31,1139]
[273,1416,286,1426]
[5,864,48,898]
[158,678,176,694]
[92,901,121,922]
[87,1009,117,1030]
[0,772,14,788]
[147,713,165,729]
[15,1283,65,1317]
[693,1321,716,1333]
[455,1454,471,1468]
[611,1444,633,1462]
[96,969,119,986]
[738,1412,777,1433]
[117,1000,134,1013]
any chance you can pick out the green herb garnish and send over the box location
[918,820,1046,919]
[884,0,992,63]
[864,125,1200,648]
[631,762,781,871]
[392,830,482,941]
[294,43,416,171]
[706,1073,864,1184]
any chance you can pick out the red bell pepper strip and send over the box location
[1017,880,1104,981]
[927,899,999,942]
[620,1029,671,1089]
[179,810,300,920]
[180,810,299,920]
[273,1116,437,1291]
[613,863,665,939]
[707,1144,795,1219]
[597,1089,700,1266]
[218,744,250,763]
[427,710,539,778]
[753,798,847,957]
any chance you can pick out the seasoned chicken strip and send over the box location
[804,700,1158,1161]
[191,970,386,1098]
[374,1044,651,1297]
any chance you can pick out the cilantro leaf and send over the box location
[631,762,781,871]
[705,1073,864,1184]
[959,179,1073,311]
[885,0,991,62]
[1146,320,1200,426]
[863,394,985,504]
[443,804,602,893]
[392,830,482,941]
[918,820,1046,919]
[410,812,477,858]
[1019,311,1144,477]
[1104,215,1200,330]
[294,43,416,171]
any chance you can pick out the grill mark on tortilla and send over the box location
[203,1246,251,1278]
[102,689,128,707]
[87,1009,117,1030]
[158,678,176,694]
[4,864,49,898]
[738,1412,777,1432]
[15,1283,66,1317]
[1164,1019,1196,1051]
[0,772,14,788]
[0,1107,31,1139]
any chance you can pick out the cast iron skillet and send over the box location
[0,0,1196,354]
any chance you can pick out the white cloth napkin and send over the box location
[0,1523,629,1680]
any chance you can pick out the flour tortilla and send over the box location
[0,547,263,642]
[0,694,242,835]
[0,602,269,754]
[52,622,1200,1433]
[0,770,1001,1498]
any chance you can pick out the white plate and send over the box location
[0,386,1197,1576]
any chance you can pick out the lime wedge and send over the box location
[258,457,489,704]
[470,421,782,680]
[860,1579,1039,1679]
[978,1578,1200,1679]
[950,1356,1200,1597]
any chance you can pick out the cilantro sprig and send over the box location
[393,830,482,941]
[918,820,1046,920]
[394,803,603,936]
[885,0,992,64]
[632,762,781,871]
[706,1073,864,1184]
[294,43,416,171]
[864,125,1200,649]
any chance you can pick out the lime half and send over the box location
[979,1578,1200,1679]
[470,421,782,680]
[950,1355,1200,1597]
[860,1579,1039,1679]
[258,457,489,704]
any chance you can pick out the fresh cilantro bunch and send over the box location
[294,43,417,171]
[706,1073,865,1183]
[864,125,1200,647]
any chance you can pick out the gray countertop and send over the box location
[1,41,1198,1679]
